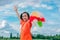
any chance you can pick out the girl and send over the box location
[14,6,45,40]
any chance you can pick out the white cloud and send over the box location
[0,10,16,17]
[41,4,47,8]
[10,24,20,32]
[41,4,53,10]
[0,0,53,13]
[1,20,6,26]
[51,13,60,18]
[0,20,6,29]
[47,21,55,24]
[18,2,27,8]
[47,6,53,10]
[58,8,60,12]
[17,1,53,10]
[33,4,40,8]
[0,4,13,13]
[0,7,3,11]
[18,2,33,8]
[56,29,60,33]
[0,6,5,12]
[4,30,10,33]
[5,4,11,8]
[46,20,58,25]
[4,10,12,15]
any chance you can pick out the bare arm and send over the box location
[14,6,20,20]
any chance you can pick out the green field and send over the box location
[0,39,50,40]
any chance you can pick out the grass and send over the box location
[0,39,50,40]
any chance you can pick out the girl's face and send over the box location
[22,13,29,22]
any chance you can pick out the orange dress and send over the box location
[20,16,45,40]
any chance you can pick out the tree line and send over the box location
[32,34,60,40]
[0,33,60,40]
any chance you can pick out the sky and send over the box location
[0,0,60,37]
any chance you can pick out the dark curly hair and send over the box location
[20,12,30,20]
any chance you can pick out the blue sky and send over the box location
[0,0,60,37]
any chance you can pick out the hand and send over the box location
[14,6,18,12]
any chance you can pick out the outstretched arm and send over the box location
[14,6,20,20]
